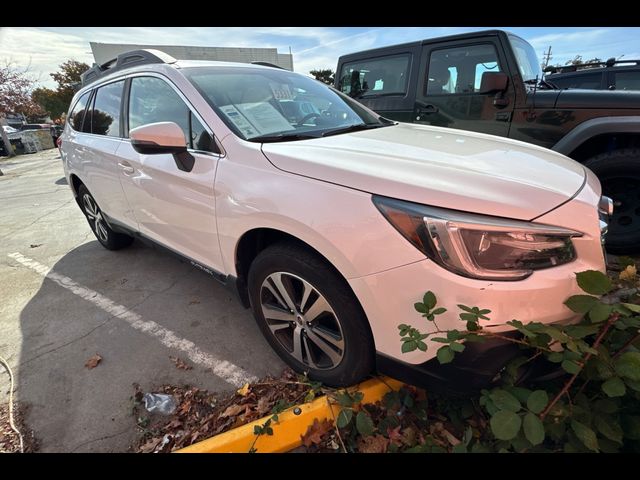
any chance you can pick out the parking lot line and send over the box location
[7,251,257,387]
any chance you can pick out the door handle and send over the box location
[118,161,134,174]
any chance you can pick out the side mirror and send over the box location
[130,122,187,155]
[479,72,509,94]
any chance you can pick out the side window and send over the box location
[91,81,124,136]
[68,92,91,133]
[426,44,501,95]
[338,54,410,98]
[614,71,640,91]
[552,73,601,90]
[128,76,213,151]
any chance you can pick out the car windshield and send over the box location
[183,66,390,142]
[508,34,544,84]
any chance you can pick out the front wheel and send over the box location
[247,243,375,387]
[585,148,640,254]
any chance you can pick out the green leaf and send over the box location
[564,295,599,313]
[571,420,599,452]
[355,411,375,436]
[594,399,618,414]
[467,321,480,331]
[625,378,640,392]
[452,444,467,453]
[449,342,465,353]
[547,352,563,363]
[414,303,427,313]
[460,313,478,322]
[432,307,447,315]
[490,390,521,412]
[566,324,599,338]
[457,304,474,313]
[490,410,522,441]
[335,392,354,407]
[436,346,454,364]
[431,337,450,343]
[594,415,623,444]
[614,352,640,381]
[526,390,549,414]
[561,359,582,375]
[505,386,532,404]
[523,413,545,446]
[622,302,640,313]
[447,330,462,341]
[417,340,428,351]
[401,340,418,353]
[601,376,626,397]
[336,408,353,429]
[352,392,364,404]
[576,270,613,295]
[588,303,613,323]
[423,291,437,309]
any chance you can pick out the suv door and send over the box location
[415,40,515,136]
[116,75,223,271]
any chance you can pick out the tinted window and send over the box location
[552,73,602,90]
[338,54,410,98]
[129,76,212,150]
[614,71,640,90]
[90,81,124,136]
[427,44,501,95]
[69,92,91,133]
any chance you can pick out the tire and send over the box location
[584,148,640,254]
[77,184,134,251]
[247,242,375,387]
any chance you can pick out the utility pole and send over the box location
[542,46,553,69]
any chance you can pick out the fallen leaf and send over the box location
[169,356,193,371]
[85,354,102,369]
[256,397,271,416]
[620,265,637,282]
[237,383,250,396]
[188,298,201,305]
[301,418,333,447]
[220,404,244,418]
[139,438,161,453]
[29,244,42,248]
[357,434,389,453]
[387,425,404,446]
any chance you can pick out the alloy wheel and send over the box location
[82,193,109,243]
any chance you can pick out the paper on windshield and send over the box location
[221,102,294,137]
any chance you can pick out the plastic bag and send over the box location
[142,393,177,415]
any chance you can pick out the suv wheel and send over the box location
[247,243,375,387]
[78,184,134,250]
[585,148,640,254]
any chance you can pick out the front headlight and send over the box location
[373,195,582,281]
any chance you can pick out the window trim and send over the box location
[423,42,504,97]
[67,91,92,133]
[125,72,221,155]
[339,52,412,98]
[89,78,127,138]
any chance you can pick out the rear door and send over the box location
[415,39,515,136]
[336,46,419,122]
[116,74,223,271]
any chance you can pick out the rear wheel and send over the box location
[247,243,375,386]
[584,148,640,254]
[78,184,134,250]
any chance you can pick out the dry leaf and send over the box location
[358,434,389,453]
[220,404,244,418]
[29,244,42,248]
[85,354,102,369]
[256,397,271,416]
[620,265,637,282]
[188,298,200,305]
[169,356,193,371]
[387,425,404,446]
[139,438,161,453]
[301,418,333,447]
[237,383,250,396]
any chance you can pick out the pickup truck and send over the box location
[335,29,640,253]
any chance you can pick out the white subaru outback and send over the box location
[61,49,609,389]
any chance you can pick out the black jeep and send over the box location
[545,58,640,91]
[336,30,640,253]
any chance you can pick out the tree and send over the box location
[310,69,335,85]
[32,87,67,121]
[0,62,44,156]
[32,60,90,122]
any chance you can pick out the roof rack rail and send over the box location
[544,57,640,75]
[250,61,284,70]
[80,49,177,87]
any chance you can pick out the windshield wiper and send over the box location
[320,123,388,137]
[250,132,320,143]
[524,78,557,90]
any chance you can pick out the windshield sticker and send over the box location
[269,83,294,101]
[234,102,294,135]
[219,105,259,137]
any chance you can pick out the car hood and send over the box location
[261,123,586,221]
[554,88,640,109]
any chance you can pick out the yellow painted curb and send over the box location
[176,376,404,453]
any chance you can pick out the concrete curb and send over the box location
[175,376,403,453]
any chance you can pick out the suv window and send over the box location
[128,76,213,150]
[614,71,640,91]
[90,80,124,137]
[552,73,602,90]
[338,54,410,98]
[426,44,501,95]
[69,92,91,133]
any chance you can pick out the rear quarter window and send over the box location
[338,54,410,98]
[68,92,92,133]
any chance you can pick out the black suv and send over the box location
[335,30,640,253]
[545,58,640,91]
